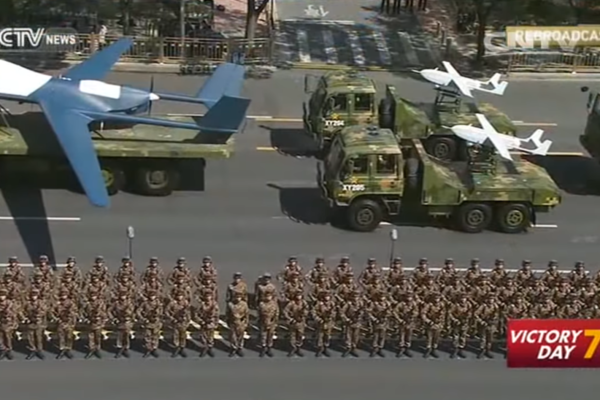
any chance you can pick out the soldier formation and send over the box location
[0,254,598,360]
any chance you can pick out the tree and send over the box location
[246,0,270,40]
[567,0,600,23]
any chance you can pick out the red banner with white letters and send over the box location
[507,319,600,368]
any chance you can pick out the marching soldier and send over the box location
[447,292,472,359]
[226,291,249,357]
[504,294,530,326]
[35,254,56,285]
[29,270,53,303]
[195,274,217,301]
[436,258,456,285]
[166,289,191,357]
[277,256,302,283]
[359,258,380,287]
[421,292,445,358]
[569,261,588,286]
[332,256,352,285]
[281,271,304,303]
[305,257,329,285]
[136,290,163,357]
[170,275,193,303]
[557,293,582,318]
[53,288,78,359]
[415,275,438,302]
[524,277,545,304]
[515,260,534,284]
[551,279,571,305]
[195,289,219,357]
[336,271,358,303]
[283,292,308,357]
[470,275,496,304]
[114,257,135,281]
[167,257,192,286]
[23,288,50,359]
[308,274,331,304]
[62,256,83,284]
[312,291,336,357]
[390,275,415,303]
[141,257,164,284]
[367,292,391,357]
[386,257,405,286]
[0,288,18,360]
[441,274,465,303]
[474,296,500,359]
[113,273,137,300]
[257,291,279,357]
[255,273,277,306]
[531,293,556,318]
[110,289,136,358]
[88,256,110,286]
[542,260,561,287]
[488,259,507,285]
[497,277,517,304]
[226,272,248,303]
[412,258,431,284]
[82,291,108,359]
[83,272,108,301]
[3,256,25,287]
[196,256,217,285]
[392,292,418,357]
[464,258,482,285]
[340,290,364,357]
[1,271,24,311]
[139,272,163,301]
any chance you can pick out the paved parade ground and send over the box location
[0,70,596,395]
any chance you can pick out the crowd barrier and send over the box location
[506,50,600,73]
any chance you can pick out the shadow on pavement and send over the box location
[261,125,320,158]
[267,184,331,224]
[525,155,600,196]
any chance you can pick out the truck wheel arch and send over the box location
[494,202,532,234]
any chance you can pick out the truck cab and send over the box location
[580,86,600,160]
[304,71,376,149]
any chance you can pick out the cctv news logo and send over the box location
[0,28,78,52]
[507,319,600,368]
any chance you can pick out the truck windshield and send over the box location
[326,140,344,177]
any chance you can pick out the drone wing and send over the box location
[62,38,134,81]
[443,61,472,97]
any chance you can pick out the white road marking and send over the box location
[0,263,67,267]
[0,216,81,221]
[322,30,338,64]
[382,266,570,274]
[347,30,365,66]
[372,31,391,65]
[397,32,420,66]
[296,29,311,63]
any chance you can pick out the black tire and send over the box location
[427,137,457,161]
[346,199,383,232]
[495,203,531,234]
[454,203,492,233]
[101,164,125,196]
[134,166,179,196]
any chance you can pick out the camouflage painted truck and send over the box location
[318,125,561,233]
[303,70,516,161]
[0,109,232,196]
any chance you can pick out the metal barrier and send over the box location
[62,34,274,65]
[507,50,600,73]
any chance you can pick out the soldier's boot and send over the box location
[36,351,45,360]
[151,349,159,358]
[430,349,439,358]
[5,350,13,360]
[94,349,102,359]
[477,349,485,359]
[229,347,237,357]
[115,348,124,358]
[323,347,331,357]
[377,349,385,357]
[342,348,350,357]
[56,350,65,359]
[180,348,188,358]
[123,349,130,358]
[26,351,36,360]
[315,347,323,357]
[199,347,208,357]
[485,350,494,359]
[295,347,304,357]
[287,347,295,357]
[207,347,215,358]
[457,349,467,359]
[65,350,73,359]
[403,347,413,358]
[0,350,5,360]
[172,347,181,358]
[423,348,432,358]
[236,348,244,357]
[349,347,359,357]
[143,350,151,358]
[259,347,267,357]
[266,347,274,357]
[396,347,404,358]
[450,348,459,359]
[369,347,377,357]
[85,350,94,359]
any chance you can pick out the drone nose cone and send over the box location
[149,93,160,101]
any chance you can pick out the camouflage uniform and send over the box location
[166,291,191,357]
[140,257,165,284]
[569,261,588,286]
[386,257,405,286]
[257,291,279,357]
[83,273,108,302]
[283,293,308,357]
[167,257,192,286]
[62,256,83,284]
[195,289,219,357]
[358,258,381,287]
[332,256,352,285]
[515,260,534,285]
[23,288,50,359]
[308,274,332,304]
[488,259,508,285]
[110,290,135,357]
[367,293,391,357]
[53,288,79,359]
[305,257,330,286]
[336,271,358,303]
[114,257,135,282]
[3,256,26,287]
[392,292,419,357]
[464,258,482,286]
[195,256,218,286]
[412,258,431,285]
[474,297,500,358]
[35,255,56,286]
[340,291,364,357]
[83,293,108,358]
[226,292,249,357]
[557,294,582,319]
[312,291,336,356]
[421,293,445,358]
[531,294,556,318]
[447,293,472,358]
[255,273,277,306]
[136,290,163,357]
[58,270,81,302]
[29,271,53,303]
[436,258,457,286]
[226,272,248,303]
[281,272,304,303]
[541,260,561,287]
[0,288,18,359]
[277,256,302,283]
[139,273,163,302]
[113,274,137,301]
[87,256,110,286]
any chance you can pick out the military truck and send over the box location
[303,70,516,161]
[318,125,561,233]
[0,108,233,197]
[580,86,600,160]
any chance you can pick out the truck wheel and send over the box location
[101,165,125,196]
[427,137,457,161]
[495,203,531,234]
[455,203,492,233]
[134,166,179,196]
[347,199,383,232]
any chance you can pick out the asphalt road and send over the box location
[0,70,596,272]
[0,357,592,400]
